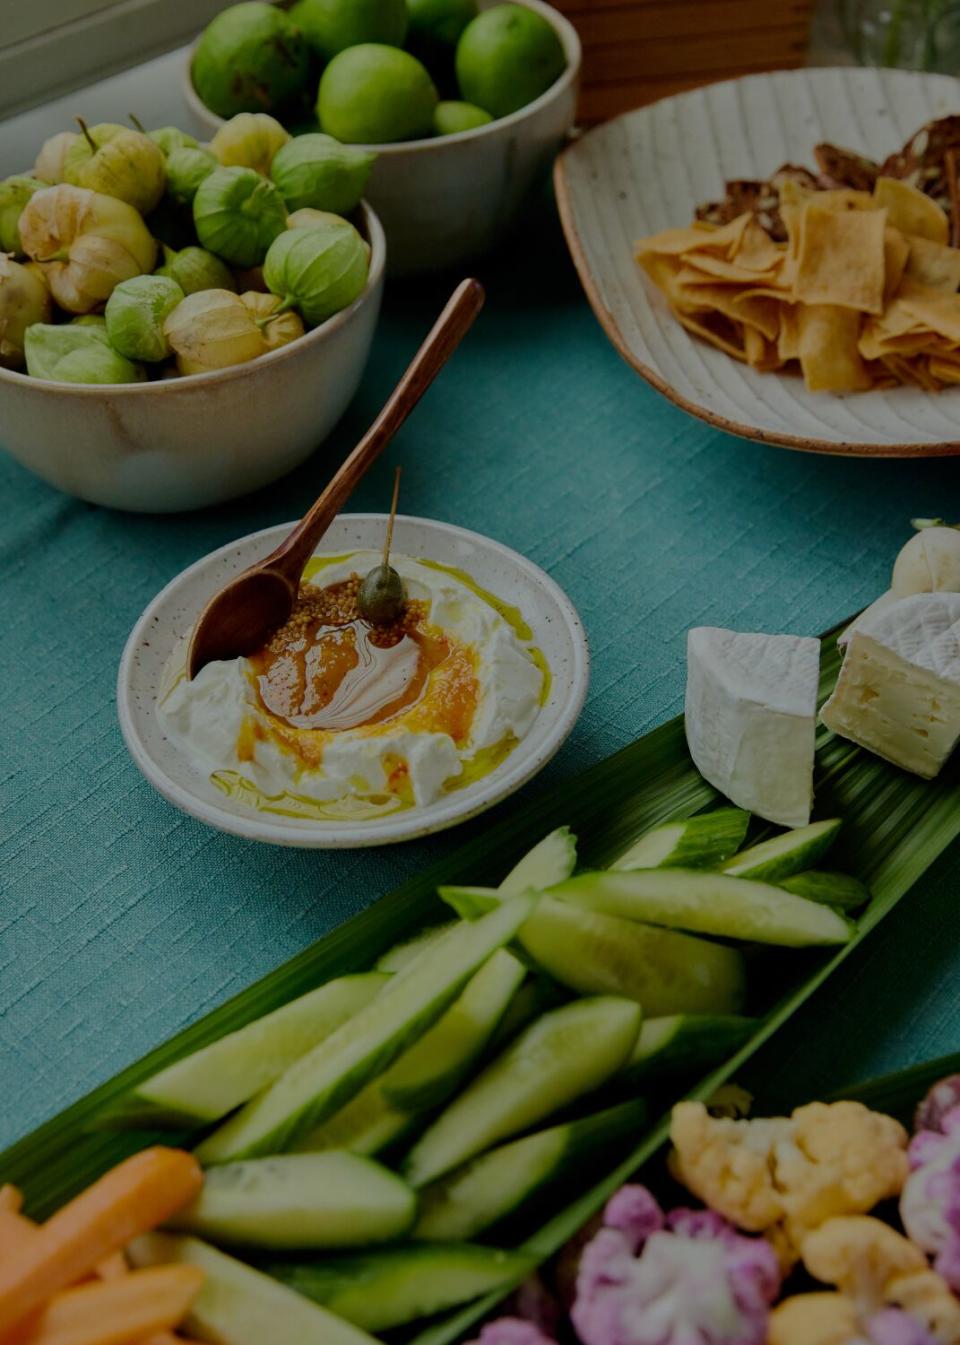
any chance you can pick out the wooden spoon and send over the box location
[187,277,485,679]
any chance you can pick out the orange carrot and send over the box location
[0,1191,37,1259]
[0,1188,23,1214]
[5,1266,203,1345]
[0,1149,203,1336]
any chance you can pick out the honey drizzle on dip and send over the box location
[245,576,478,767]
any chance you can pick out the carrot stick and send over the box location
[0,1188,23,1214]
[0,1149,203,1336]
[6,1266,204,1345]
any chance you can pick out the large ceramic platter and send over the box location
[117,514,589,848]
[556,67,960,457]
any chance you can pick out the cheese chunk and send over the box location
[685,627,821,828]
[820,592,960,779]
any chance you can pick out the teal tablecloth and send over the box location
[3,223,960,1149]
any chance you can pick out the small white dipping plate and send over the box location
[118,514,589,847]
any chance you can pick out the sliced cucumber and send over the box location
[486,975,570,1054]
[550,869,852,947]
[293,1082,412,1158]
[101,974,389,1129]
[263,1244,537,1332]
[295,951,524,1156]
[618,1014,757,1088]
[780,870,870,910]
[440,886,501,920]
[720,819,842,882]
[414,1099,647,1242]
[437,891,746,1015]
[195,895,535,1164]
[611,809,750,872]
[517,896,746,1015]
[382,949,525,1112]
[375,922,456,974]
[499,826,577,895]
[128,1233,377,1345]
[167,1152,415,1249]
[403,995,641,1188]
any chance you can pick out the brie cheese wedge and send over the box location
[685,627,821,828]
[820,591,960,779]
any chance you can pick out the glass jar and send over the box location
[842,0,960,71]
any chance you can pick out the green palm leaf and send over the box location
[2,626,959,1345]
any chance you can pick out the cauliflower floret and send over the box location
[773,1216,960,1345]
[901,1104,960,1291]
[670,1100,909,1260]
[570,1184,781,1345]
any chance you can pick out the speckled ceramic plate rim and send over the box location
[117,515,589,848]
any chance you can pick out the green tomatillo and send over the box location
[165,146,218,205]
[291,0,407,59]
[0,177,45,253]
[156,244,237,295]
[211,113,291,175]
[148,127,199,157]
[24,321,145,384]
[270,134,375,214]
[105,274,184,361]
[317,44,438,143]
[263,217,370,325]
[0,254,52,370]
[194,165,288,268]
[192,2,311,119]
[64,120,167,214]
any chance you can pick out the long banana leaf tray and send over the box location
[3,626,960,1345]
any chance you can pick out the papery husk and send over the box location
[211,113,291,176]
[163,287,267,375]
[64,125,166,215]
[0,252,52,369]
[240,290,305,351]
[18,185,156,313]
[33,132,79,185]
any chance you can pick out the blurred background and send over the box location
[5,1,960,128]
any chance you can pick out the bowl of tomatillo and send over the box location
[0,115,385,513]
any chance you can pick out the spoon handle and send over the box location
[266,276,486,579]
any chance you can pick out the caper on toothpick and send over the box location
[358,467,405,626]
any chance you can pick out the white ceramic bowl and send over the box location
[182,0,581,276]
[118,513,590,847]
[0,203,385,512]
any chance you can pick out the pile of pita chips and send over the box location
[637,173,960,393]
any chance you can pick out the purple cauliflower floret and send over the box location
[861,1307,940,1345]
[901,1105,960,1290]
[914,1076,960,1136]
[571,1185,782,1345]
[465,1320,558,1345]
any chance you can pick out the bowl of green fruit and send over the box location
[182,0,580,276]
[0,117,386,513]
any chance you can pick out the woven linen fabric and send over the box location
[3,240,960,1148]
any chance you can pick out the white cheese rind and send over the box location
[685,627,820,828]
[820,592,960,779]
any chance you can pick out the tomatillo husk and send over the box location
[149,127,199,157]
[156,244,237,295]
[0,253,52,369]
[24,321,145,384]
[19,185,157,313]
[240,289,305,351]
[263,218,369,326]
[163,287,268,375]
[211,113,291,175]
[165,146,218,205]
[64,123,166,215]
[0,177,45,254]
[105,273,184,361]
[270,133,375,214]
[33,132,79,185]
[193,165,288,268]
